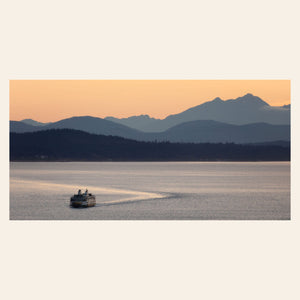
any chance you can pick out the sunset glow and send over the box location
[10,80,290,122]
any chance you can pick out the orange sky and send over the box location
[10,80,290,122]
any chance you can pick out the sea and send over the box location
[10,161,290,220]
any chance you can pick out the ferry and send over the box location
[70,189,96,208]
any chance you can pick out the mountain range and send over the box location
[10,94,290,144]
[105,93,290,132]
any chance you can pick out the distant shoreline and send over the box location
[10,129,290,162]
[10,159,290,163]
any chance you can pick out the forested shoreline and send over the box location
[10,129,290,162]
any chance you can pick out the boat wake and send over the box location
[10,178,166,206]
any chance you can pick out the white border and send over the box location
[1,1,299,300]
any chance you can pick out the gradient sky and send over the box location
[10,80,290,122]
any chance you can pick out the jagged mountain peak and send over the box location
[212,97,223,102]
[233,93,270,106]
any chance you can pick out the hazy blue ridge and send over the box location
[10,121,40,133]
[10,129,290,161]
[21,119,51,126]
[9,118,290,144]
[150,120,290,143]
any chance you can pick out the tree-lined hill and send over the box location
[10,129,290,161]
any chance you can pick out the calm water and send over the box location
[10,161,290,220]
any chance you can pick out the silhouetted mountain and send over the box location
[10,118,290,144]
[10,129,290,161]
[105,94,290,132]
[21,119,51,126]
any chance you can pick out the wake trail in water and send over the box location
[11,178,166,205]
